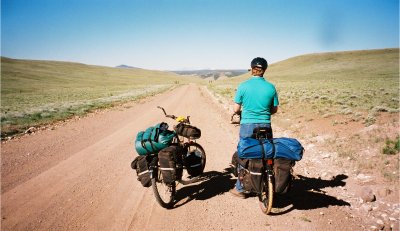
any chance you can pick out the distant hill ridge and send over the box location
[222,48,399,81]
[116,64,140,69]
[172,69,248,79]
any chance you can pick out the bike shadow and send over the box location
[270,174,351,215]
[173,169,236,208]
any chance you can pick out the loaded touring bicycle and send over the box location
[131,106,206,208]
[231,126,304,214]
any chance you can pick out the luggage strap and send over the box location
[259,139,266,161]
[138,170,149,176]
[249,171,262,175]
[189,163,202,168]
[140,128,157,155]
[160,167,175,171]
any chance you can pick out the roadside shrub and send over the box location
[372,106,389,112]
[363,114,376,126]
[382,137,400,155]
[340,108,353,115]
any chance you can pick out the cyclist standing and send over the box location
[230,57,279,198]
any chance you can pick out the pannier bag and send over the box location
[174,123,201,139]
[184,149,203,177]
[230,152,239,177]
[238,159,263,193]
[131,155,152,187]
[158,145,184,184]
[237,137,274,159]
[135,122,176,156]
[274,158,295,194]
[272,138,304,161]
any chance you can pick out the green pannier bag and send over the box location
[135,123,176,156]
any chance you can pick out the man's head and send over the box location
[250,57,268,76]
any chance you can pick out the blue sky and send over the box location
[1,0,399,70]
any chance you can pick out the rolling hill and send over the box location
[172,69,247,79]
[213,48,399,116]
[223,48,399,83]
[2,48,398,137]
[1,57,202,137]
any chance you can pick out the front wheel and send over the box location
[259,174,274,214]
[151,168,176,208]
[185,142,206,176]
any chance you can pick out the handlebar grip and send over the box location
[157,106,167,116]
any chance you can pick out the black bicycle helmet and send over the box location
[251,57,268,70]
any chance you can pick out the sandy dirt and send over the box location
[1,84,398,231]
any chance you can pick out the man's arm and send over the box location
[233,103,241,114]
[271,106,278,115]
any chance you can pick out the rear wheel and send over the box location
[259,175,274,214]
[151,168,175,208]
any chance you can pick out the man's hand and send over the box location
[230,113,241,124]
[233,103,242,114]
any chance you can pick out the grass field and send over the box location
[1,57,201,138]
[210,48,399,121]
[2,49,398,140]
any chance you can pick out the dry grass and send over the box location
[1,57,204,137]
[211,48,399,118]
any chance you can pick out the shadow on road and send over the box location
[271,174,351,215]
[173,169,235,208]
[173,169,350,213]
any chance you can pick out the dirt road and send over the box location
[1,84,368,230]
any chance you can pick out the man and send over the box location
[230,57,279,198]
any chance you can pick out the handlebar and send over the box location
[157,106,176,119]
[157,106,190,124]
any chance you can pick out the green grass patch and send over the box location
[382,137,400,155]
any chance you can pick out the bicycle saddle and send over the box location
[251,127,272,139]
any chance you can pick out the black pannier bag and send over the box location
[131,155,152,187]
[273,158,295,194]
[184,150,203,177]
[158,146,184,184]
[238,159,263,193]
[174,123,201,139]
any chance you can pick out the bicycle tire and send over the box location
[258,175,274,214]
[185,142,206,175]
[151,168,176,208]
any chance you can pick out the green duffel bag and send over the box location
[135,122,176,156]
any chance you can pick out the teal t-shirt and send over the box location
[234,76,279,124]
